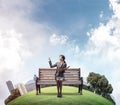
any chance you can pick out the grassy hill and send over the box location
[8,86,114,105]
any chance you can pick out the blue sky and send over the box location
[31,0,112,45]
[24,0,113,75]
[0,0,120,105]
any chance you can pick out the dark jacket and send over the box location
[49,60,67,77]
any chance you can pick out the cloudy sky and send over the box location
[0,0,120,105]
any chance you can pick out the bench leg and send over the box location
[78,85,80,93]
[39,85,41,94]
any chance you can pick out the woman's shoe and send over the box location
[59,93,62,97]
[57,94,60,97]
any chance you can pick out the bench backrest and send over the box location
[38,68,81,85]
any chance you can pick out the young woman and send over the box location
[48,55,69,97]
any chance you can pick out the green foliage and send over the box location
[7,86,114,105]
[87,72,113,100]
[107,84,113,94]
[87,72,101,93]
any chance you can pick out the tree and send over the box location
[87,72,113,96]
[97,75,108,96]
[106,84,113,94]
[87,72,101,93]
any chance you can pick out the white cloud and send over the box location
[67,44,80,55]
[0,29,31,105]
[100,11,104,18]
[49,34,68,45]
[1,0,120,105]
[0,30,29,70]
[0,0,34,17]
[0,0,52,105]
[59,1,120,105]
[83,0,120,104]
[109,0,120,19]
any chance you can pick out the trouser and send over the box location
[78,84,83,95]
[56,80,63,96]
[36,84,41,95]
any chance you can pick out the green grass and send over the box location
[8,86,114,105]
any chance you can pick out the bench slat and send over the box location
[40,74,79,77]
[40,76,80,79]
[37,68,81,85]
[40,78,79,81]
[39,71,79,74]
[37,81,81,85]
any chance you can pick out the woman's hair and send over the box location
[59,55,65,61]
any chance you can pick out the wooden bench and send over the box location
[36,68,83,95]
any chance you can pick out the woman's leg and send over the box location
[36,85,38,95]
[59,80,62,97]
[57,80,60,97]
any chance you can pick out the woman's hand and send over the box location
[66,66,70,70]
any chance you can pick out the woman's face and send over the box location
[59,56,63,62]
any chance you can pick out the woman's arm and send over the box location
[63,62,67,68]
[48,58,57,68]
[59,62,70,72]
[59,66,70,72]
